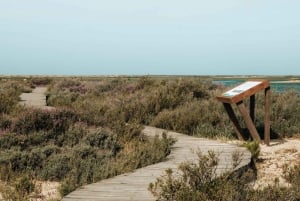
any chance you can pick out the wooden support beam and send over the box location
[264,87,271,145]
[217,80,270,145]
[223,103,245,141]
[237,101,261,142]
[250,95,255,122]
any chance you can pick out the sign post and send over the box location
[217,80,270,145]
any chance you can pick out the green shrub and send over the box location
[117,133,176,172]
[246,186,300,201]
[59,178,77,196]
[41,144,61,157]
[30,77,52,86]
[57,78,81,89]
[1,175,36,201]
[0,149,45,173]
[85,128,121,155]
[150,150,300,201]
[12,109,77,134]
[72,144,97,159]
[0,80,32,114]
[0,133,20,149]
[47,91,79,106]
[40,154,72,181]
[242,141,260,161]
[57,126,85,147]
[149,151,234,201]
[0,92,17,114]
[283,164,300,186]
[0,115,12,130]
[271,90,300,137]
[4,151,32,172]
[14,176,35,197]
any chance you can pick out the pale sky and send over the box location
[1,0,300,75]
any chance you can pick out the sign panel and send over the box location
[222,81,262,97]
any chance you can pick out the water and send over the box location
[213,80,300,93]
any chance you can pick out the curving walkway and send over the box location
[19,87,54,110]
[18,88,252,200]
[62,126,251,201]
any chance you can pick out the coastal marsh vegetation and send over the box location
[0,76,299,200]
[149,150,300,201]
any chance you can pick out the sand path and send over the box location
[254,138,300,188]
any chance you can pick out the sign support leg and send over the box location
[264,87,271,145]
[223,103,245,141]
[250,95,255,122]
[237,101,261,142]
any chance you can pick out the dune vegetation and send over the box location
[0,76,299,200]
[149,149,300,201]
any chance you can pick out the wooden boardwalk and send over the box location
[18,86,252,200]
[62,126,251,201]
[19,87,54,110]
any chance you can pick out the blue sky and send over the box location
[1,0,300,75]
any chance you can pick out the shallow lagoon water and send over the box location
[214,80,300,93]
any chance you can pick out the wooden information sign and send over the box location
[217,80,271,145]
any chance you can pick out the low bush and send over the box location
[117,133,176,172]
[0,80,33,115]
[242,141,260,161]
[30,77,52,86]
[1,175,36,201]
[12,108,77,135]
[283,164,300,186]
[149,151,300,201]
[271,90,300,137]
[40,154,72,181]
[0,92,17,114]
[85,128,121,155]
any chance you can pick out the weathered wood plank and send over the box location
[250,95,255,122]
[63,126,251,201]
[19,87,54,110]
[237,101,261,142]
[264,87,271,145]
[223,103,245,140]
[216,80,270,104]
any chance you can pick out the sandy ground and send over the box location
[36,181,61,200]
[227,137,300,188]
[271,80,300,83]
[254,138,300,188]
[0,181,60,201]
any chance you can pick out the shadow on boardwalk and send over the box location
[63,126,251,201]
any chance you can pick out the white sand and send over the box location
[38,181,61,200]
[254,138,300,188]
[0,181,60,201]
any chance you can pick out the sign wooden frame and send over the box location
[217,80,270,145]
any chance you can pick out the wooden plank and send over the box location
[216,79,270,104]
[237,101,261,142]
[264,87,271,145]
[223,103,245,141]
[19,87,54,110]
[250,95,255,122]
[62,126,252,201]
